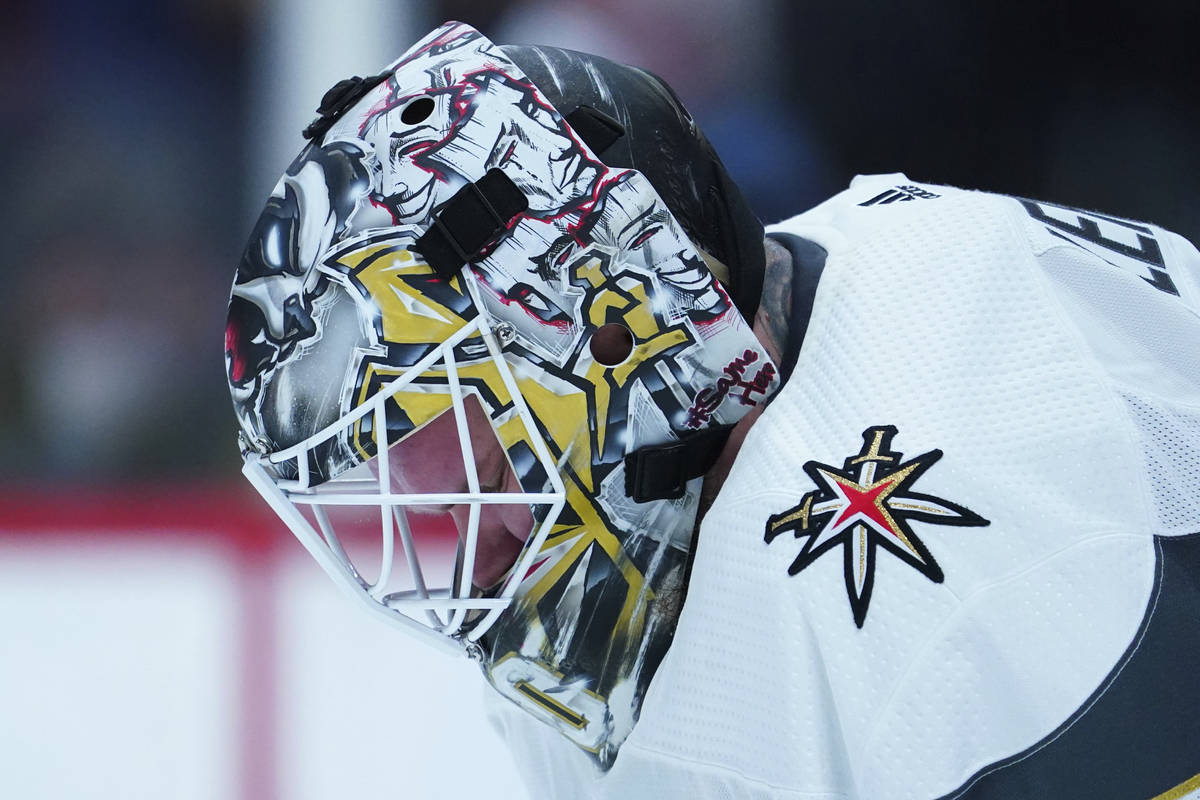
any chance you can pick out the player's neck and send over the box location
[698,237,795,516]
[752,236,795,367]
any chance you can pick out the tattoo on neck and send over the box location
[755,238,793,363]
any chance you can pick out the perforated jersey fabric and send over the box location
[1122,394,1200,535]
[487,174,1200,799]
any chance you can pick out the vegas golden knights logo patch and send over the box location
[765,426,989,627]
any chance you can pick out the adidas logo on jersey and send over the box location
[858,184,941,206]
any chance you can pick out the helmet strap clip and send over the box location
[623,424,735,502]
[415,168,529,277]
[301,71,392,143]
[564,105,625,157]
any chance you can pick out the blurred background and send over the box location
[1,1,1196,798]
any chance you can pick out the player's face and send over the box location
[385,398,534,589]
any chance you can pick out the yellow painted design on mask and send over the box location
[522,474,652,644]
[570,253,692,460]
[333,241,471,345]
[333,241,666,660]
[349,356,518,461]
[515,377,592,491]
[580,327,689,459]
[349,362,456,462]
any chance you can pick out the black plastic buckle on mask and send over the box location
[564,105,625,157]
[302,71,392,143]
[414,168,529,278]
[623,424,735,502]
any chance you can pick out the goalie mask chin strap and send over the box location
[624,424,735,503]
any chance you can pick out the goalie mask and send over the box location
[227,21,778,766]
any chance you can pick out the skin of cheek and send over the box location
[450,499,529,590]
[389,403,535,589]
[388,412,466,498]
[452,436,535,589]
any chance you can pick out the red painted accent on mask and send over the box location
[226,317,249,384]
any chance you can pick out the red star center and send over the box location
[830,474,903,537]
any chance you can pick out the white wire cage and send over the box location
[243,313,567,655]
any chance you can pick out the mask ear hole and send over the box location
[589,323,634,366]
[401,97,435,125]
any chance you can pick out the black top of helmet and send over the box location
[501,44,766,322]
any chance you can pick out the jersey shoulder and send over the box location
[772,173,1200,312]
[772,173,1200,406]
[768,173,974,240]
[770,173,1200,546]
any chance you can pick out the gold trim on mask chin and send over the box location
[695,246,731,289]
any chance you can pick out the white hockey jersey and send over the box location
[488,174,1200,799]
